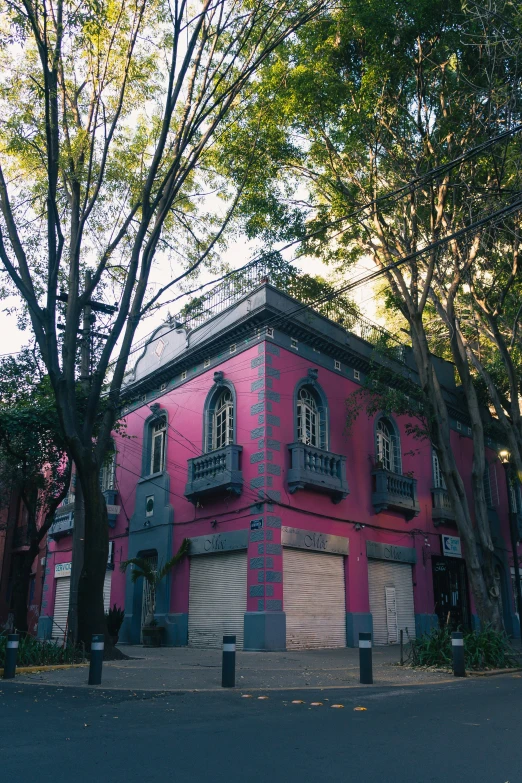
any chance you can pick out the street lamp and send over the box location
[498,448,522,642]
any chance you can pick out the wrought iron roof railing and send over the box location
[132,255,407,360]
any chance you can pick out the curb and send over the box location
[0,663,87,676]
[466,667,522,677]
[5,677,457,693]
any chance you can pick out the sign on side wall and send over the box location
[281,527,349,555]
[441,534,462,558]
[189,529,249,556]
[366,540,417,564]
[54,562,72,578]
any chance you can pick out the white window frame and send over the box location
[376,418,401,474]
[101,450,116,492]
[432,450,446,489]
[150,417,167,474]
[297,387,319,447]
[212,389,234,450]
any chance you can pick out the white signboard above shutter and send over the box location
[441,535,462,558]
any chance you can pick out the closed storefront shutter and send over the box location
[52,577,70,641]
[284,548,346,650]
[103,571,112,612]
[368,560,416,645]
[188,552,247,649]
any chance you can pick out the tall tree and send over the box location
[220,0,522,628]
[0,0,327,648]
[0,350,71,633]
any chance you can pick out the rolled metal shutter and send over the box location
[188,552,247,649]
[52,577,70,640]
[284,548,346,650]
[368,560,416,645]
[103,571,112,612]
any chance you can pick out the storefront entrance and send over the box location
[432,556,470,631]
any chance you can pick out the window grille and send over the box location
[297,387,319,447]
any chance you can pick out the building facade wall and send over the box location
[40,283,522,648]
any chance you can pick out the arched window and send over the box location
[376,416,401,473]
[150,416,167,474]
[294,375,328,450]
[204,377,237,452]
[297,386,319,447]
[212,389,234,450]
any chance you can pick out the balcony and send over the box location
[185,444,243,503]
[49,505,75,538]
[372,468,420,520]
[287,443,349,504]
[431,487,456,526]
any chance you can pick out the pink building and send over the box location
[39,270,522,649]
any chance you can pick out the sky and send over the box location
[0,238,381,366]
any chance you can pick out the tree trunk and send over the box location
[408,317,503,631]
[75,458,112,653]
[11,550,36,634]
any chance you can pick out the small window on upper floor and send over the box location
[509,479,520,514]
[376,417,401,474]
[100,447,117,492]
[213,389,234,450]
[151,417,167,474]
[296,385,327,450]
[432,450,446,489]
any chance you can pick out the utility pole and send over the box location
[58,272,117,644]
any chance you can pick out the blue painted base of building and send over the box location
[346,612,373,647]
[414,614,439,637]
[118,612,188,646]
[37,615,53,640]
[244,611,286,651]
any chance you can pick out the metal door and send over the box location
[52,577,71,642]
[284,548,346,649]
[432,556,470,630]
[140,554,158,641]
[368,560,416,644]
[188,552,247,649]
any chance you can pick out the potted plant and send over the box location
[120,539,189,647]
[105,605,125,646]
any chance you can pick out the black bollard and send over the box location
[88,634,104,685]
[222,634,236,688]
[3,634,19,679]
[359,631,373,684]
[451,631,466,677]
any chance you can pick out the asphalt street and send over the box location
[1,675,520,783]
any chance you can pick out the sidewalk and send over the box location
[15,644,456,691]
